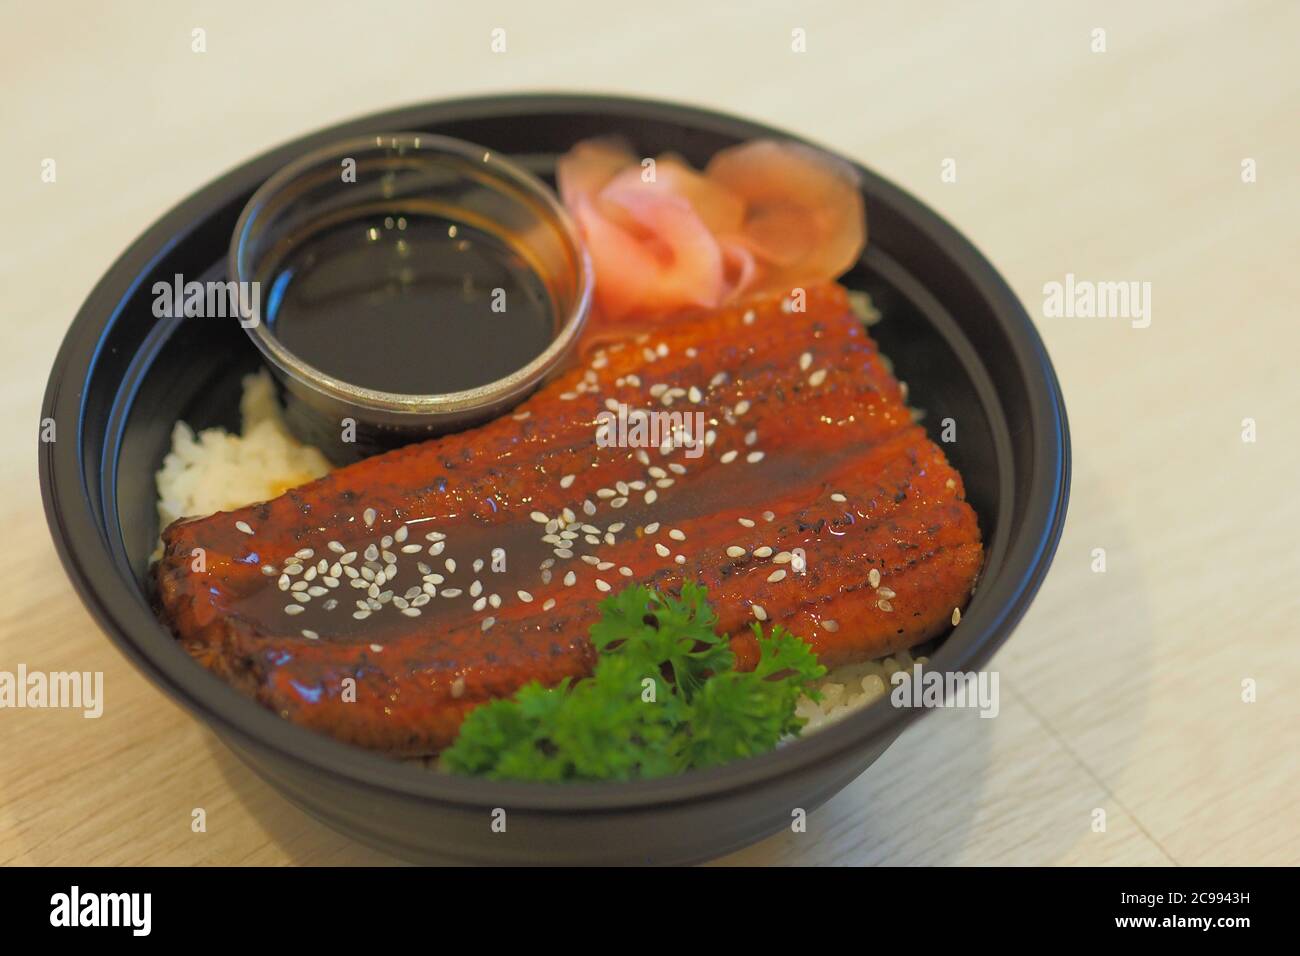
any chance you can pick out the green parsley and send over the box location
[442,580,826,781]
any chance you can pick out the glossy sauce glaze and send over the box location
[156,284,983,755]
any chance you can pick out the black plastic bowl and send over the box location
[39,94,1069,865]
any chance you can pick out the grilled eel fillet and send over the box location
[155,284,983,755]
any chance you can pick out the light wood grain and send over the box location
[2,0,1296,865]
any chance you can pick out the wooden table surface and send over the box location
[3,1,1297,866]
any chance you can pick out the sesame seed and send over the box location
[738,517,755,528]
[284,604,304,615]
[710,371,728,388]
[341,551,358,564]
[619,566,633,577]
[877,587,896,599]
[441,588,463,598]
[821,620,840,632]
[564,571,576,586]
[583,500,596,515]
[767,569,787,583]
[401,544,422,553]
[762,511,775,522]
[554,548,574,559]
[560,474,575,489]
[445,558,456,573]
[746,451,765,464]
[952,607,962,626]
[752,604,767,621]
[425,531,446,542]
[745,430,758,446]
[530,511,549,524]
[808,369,828,387]
[235,520,254,535]
[688,386,702,403]
[645,522,660,534]
[869,568,881,588]
[831,493,847,503]
[327,541,345,554]
[543,598,556,610]
[654,543,671,557]
[595,579,611,593]
[352,610,370,620]
[754,546,773,558]
[799,351,812,371]
[301,629,319,640]
[674,554,686,565]
[743,309,756,325]
[277,575,290,591]
[489,594,501,609]
[668,528,685,541]
[517,590,534,603]
[294,548,314,560]
[473,596,487,611]
[726,546,746,558]
[481,617,495,631]
[877,599,893,612]
[470,580,482,597]
[363,508,377,527]
[644,490,658,505]
[720,450,738,464]
[733,400,750,416]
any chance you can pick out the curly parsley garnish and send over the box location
[442,580,826,781]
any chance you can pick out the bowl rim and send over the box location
[229,131,594,415]
[39,92,1070,813]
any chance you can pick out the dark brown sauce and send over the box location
[264,212,554,394]
[226,440,858,643]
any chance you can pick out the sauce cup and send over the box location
[229,133,593,462]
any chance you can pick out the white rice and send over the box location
[798,648,927,732]
[157,366,914,733]
[154,371,330,544]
